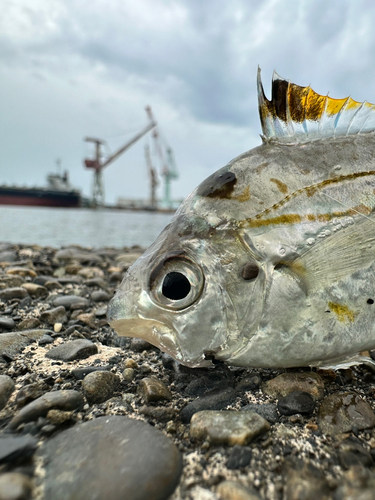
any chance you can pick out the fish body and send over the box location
[108,70,375,369]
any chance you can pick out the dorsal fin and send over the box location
[257,68,375,143]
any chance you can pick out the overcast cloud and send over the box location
[1,0,375,204]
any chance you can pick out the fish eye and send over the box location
[149,254,204,310]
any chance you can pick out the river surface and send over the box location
[0,206,174,248]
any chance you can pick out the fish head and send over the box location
[108,203,255,367]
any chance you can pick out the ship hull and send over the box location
[0,187,81,208]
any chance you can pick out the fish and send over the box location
[108,68,375,369]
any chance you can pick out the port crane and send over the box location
[84,113,156,206]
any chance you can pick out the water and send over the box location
[0,206,174,248]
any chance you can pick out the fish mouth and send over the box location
[109,317,181,361]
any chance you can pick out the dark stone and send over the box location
[8,390,84,431]
[241,403,279,424]
[241,263,259,281]
[180,387,236,424]
[18,318,41,330]
[0,436,38,465]
[226,445,252,469]
[38,335,54,346]
[34,276,58,286]
[184,366,235,397]
[41,416,182,500]
[45,339,98,362]
[338,437,374,469]
[108,355,122,365]
[130,338,154,351]
[236,374,262,393]
[16,383,47,409]
[139,406,177,422]
[91,291,112,302]
[84,278,109,289]
[39,306,67,325]
[277,391,316,416]
[161,353,176,370]
[0,288,28,300]
[0,330,48,362]
[82,371,120,404]
[0,317,15,330]
[53,295,90,310]
[71,365,111,380]
[0,375,15,410]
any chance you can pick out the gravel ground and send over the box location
[1,242,375,500]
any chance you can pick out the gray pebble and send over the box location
[45,339,98,362]
[38,335,54,346]
[241,403,279,424]
[181,387,236,423]
[91,291,112,302]
[0,317,15,330]
[0,375,15,410]
[71,365,111,380]
[277,391,316,416]
[8,390,84,430]
[17,318,41,330]
[0,330,50,361]
[41,415,182,500]
[0,287,28,300]
[40,306,67,325]
[82,371,120,404]
[53,295,90,310]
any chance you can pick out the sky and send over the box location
[2,0,375,205]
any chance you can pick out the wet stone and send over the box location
[91,290,112,302]
[45,339,98,362]
[16,383,47,408]
[181,387,236,423]
[0,287,28,300]
[338,437,374,469]
[263,371,325,400]
[41,415,182,500]
[277,391,316,416]
[190,410,270,446]
[0,472,32,500]
[0,435,38,465]
[71,365,111,380]
[39,306,67,325]
[82,371,120,404]
[0,317,15,330]
[21,283,48,298]
[226,445,252,469]
[0,375,15,410]
[8,390,84,430]
[318,392,375,435]
[216,481,262,500]
[138,377,172,403]
[241,403,278,424]
[53,295,90,310]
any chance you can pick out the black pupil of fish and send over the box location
[162,272,191,300]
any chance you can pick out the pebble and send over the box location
[0,435,38,465]
[0,275,24,288]
[53,322,62,333]
[76,312,97,328]
[84,278,109,290]
[6,267,37,278]
[122,367,134,381]
[8,390,84,430]
[0,472,32,500]
[54,248,102,264]
[0,374,15,410]
[17,318,41,330]
[41,415,182,500]
[180,387,236,423]
[82,371,120,404]
[0,250,17,262]
[190,410,270,446]
[184,366,235,397]
[317,392,375,435]
[262,371,325,400]
[38,334,54,346]
[235,374,262,393]
[130,338,154,351]
[71,365,111,380]
[16,383,47,408]
[0,330,47,361]
[226,445,253,469]
[241,403,279,424]
[216,480,262,500]
[138,377,172,403]
[139,406,177,422]
[45,339,98,361]
[39,306,67,325]
[47,409,74,425]
[53,295,90,310]
[0,316,15,330]
[91,290,112,302]
[21,283,48,298]
[0,287,28,300]
[277,391,316,416]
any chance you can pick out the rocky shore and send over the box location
[1,242,375,499]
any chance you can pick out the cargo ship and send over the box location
[0,171,82,208]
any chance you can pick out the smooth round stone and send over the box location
[216,481,262,500]
[138,378,172,403]
[0,375,15,410]
[0,287,28,300]
[40,306,67,325]
[123,368,134,382]
[277,391,315,416]
[41,416,182,500]
[38,335,54,346]
[91,291,112,302]
[318,392,375,435]
[6,267,37,278]
[54,249,102,264]
[190,410,270,446]
[0,317,15,330]
[45,339,98,362]
[21,283,48,298]
[71,365,111,380]
[262,372,324,400]
[53,295,90,310]
[0,472,32,500]
[82,371,120,404]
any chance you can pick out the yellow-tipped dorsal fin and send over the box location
[257,68,375,143]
